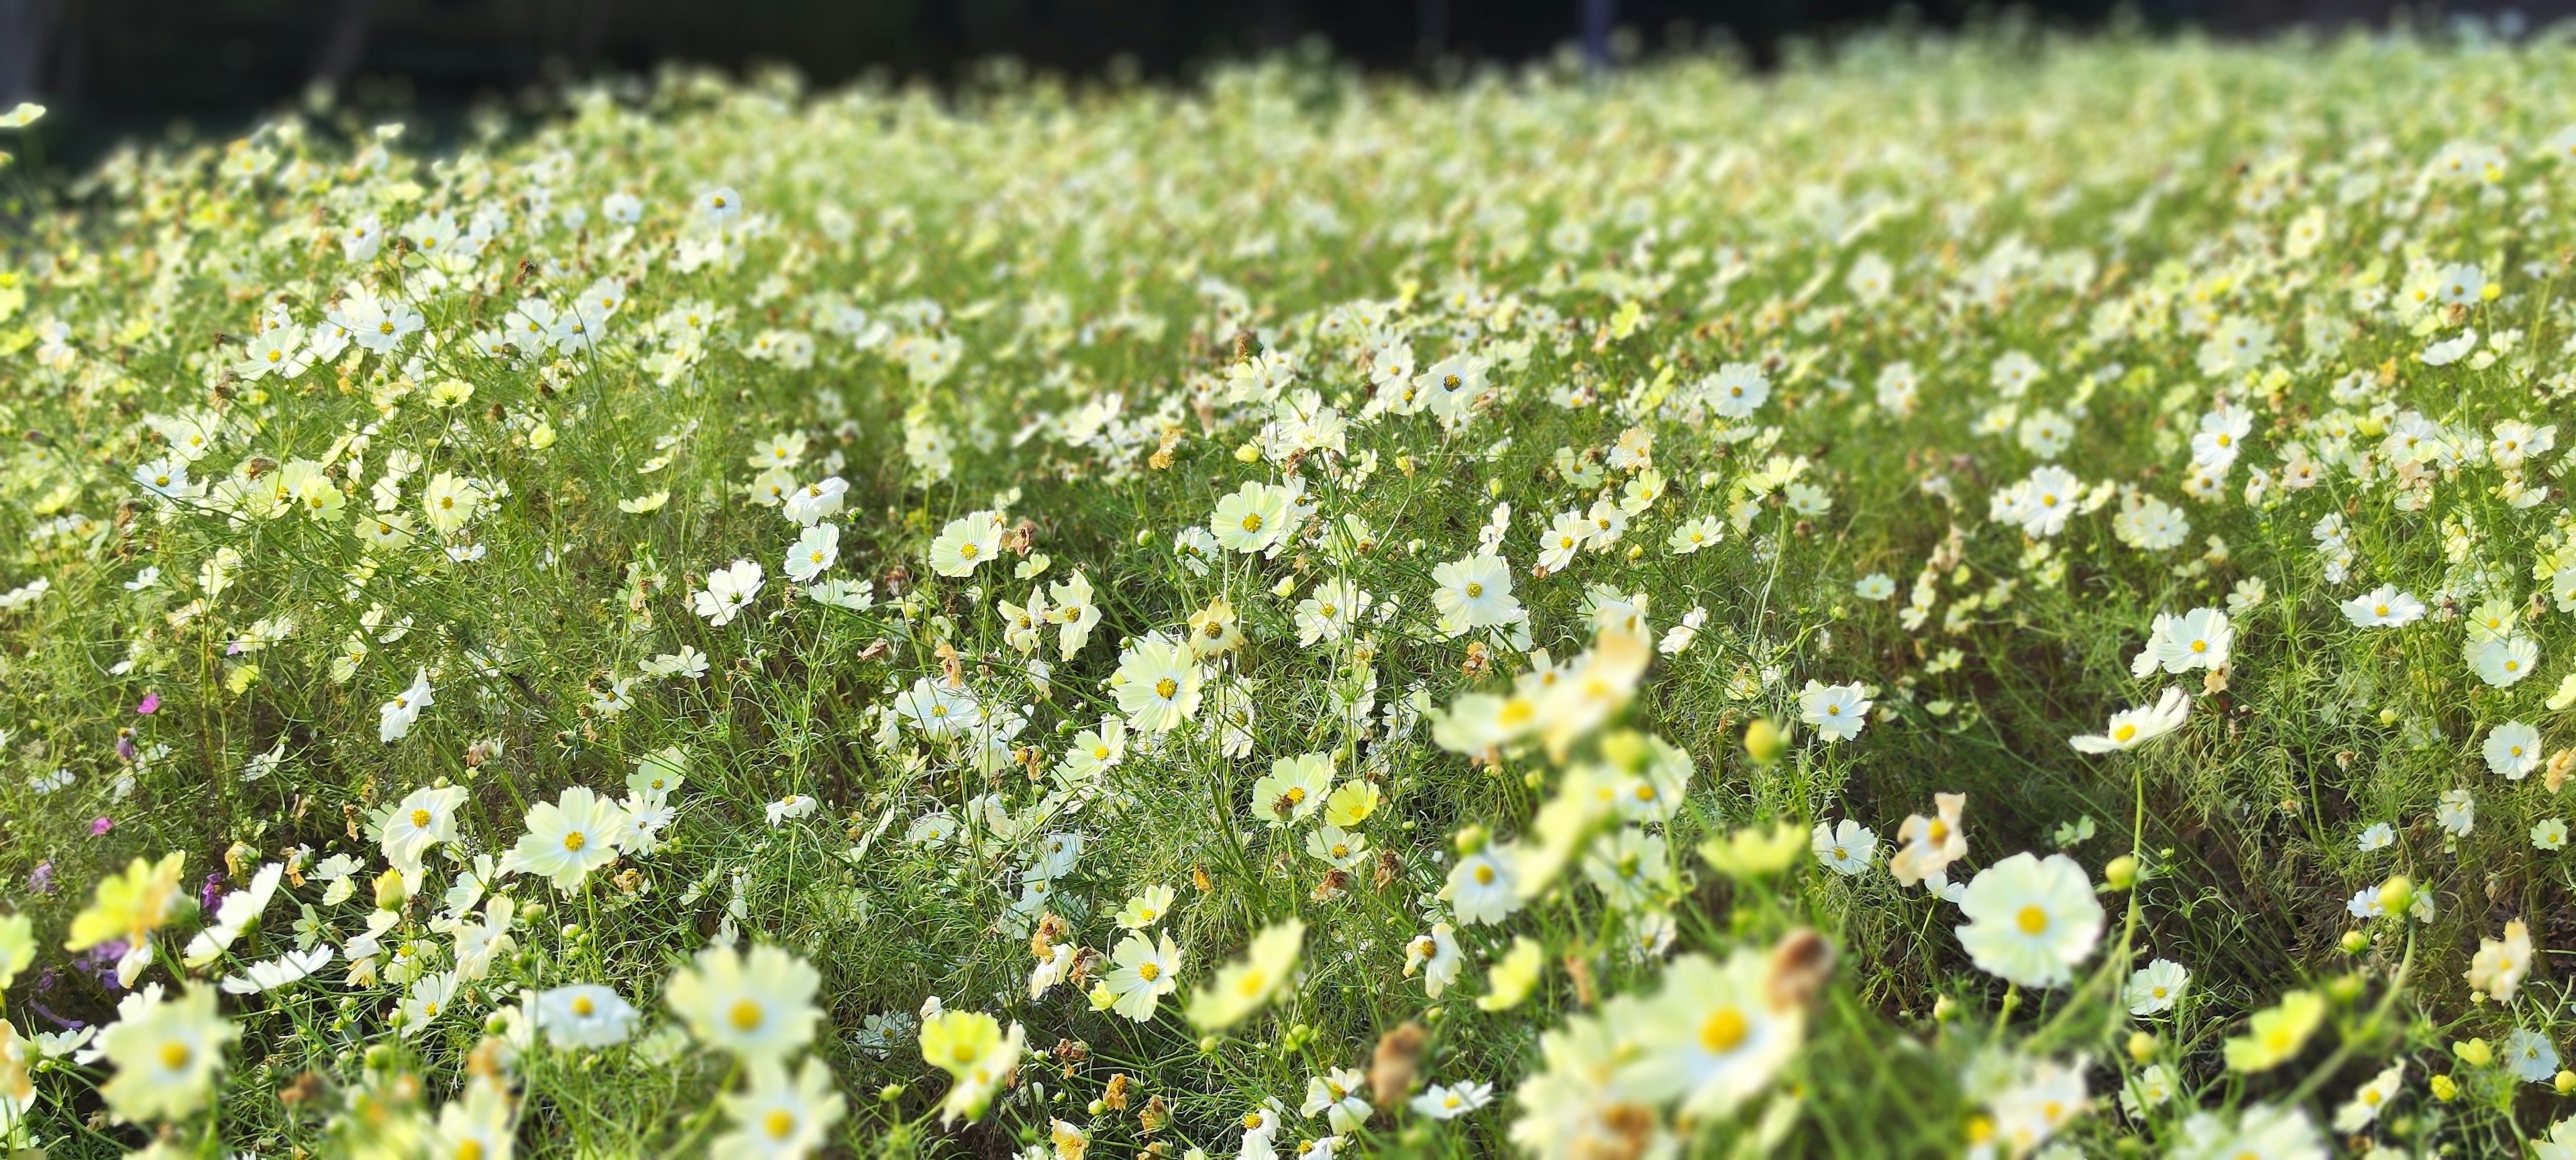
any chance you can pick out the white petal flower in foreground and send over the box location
[1955,852,2105,988]
[2070,688,2190,753]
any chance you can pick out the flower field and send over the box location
[5,25,2576,1159]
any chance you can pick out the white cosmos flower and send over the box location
[2340,584,2425,628]
[379,667,434,743]
[1955,853,2105,988]
[1809,819,1876,876]
[2126,957,2189,1014]
[692,559,764,626]
[2485,721,2544,779]
[783,523,839,583]
[1797,680,1873,743]
[2070,688,2190,753]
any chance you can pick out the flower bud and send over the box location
[2339,930,2368,955]
[2102,855,2138,891]
[2125,1031,2156,1063]
[1454,823,1489,857]
[2377,875,2414,916]
[372,867,409,911]
[1743,719,1786,766]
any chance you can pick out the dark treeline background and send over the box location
[0,0,2569,164]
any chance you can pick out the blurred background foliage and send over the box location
[0,0,2566,168]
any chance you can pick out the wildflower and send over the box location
[2069,688,2190,753]
[1890,792,1968,890]
[1187,918,1303,1031]
[381,784,468,869]
[1411,1080,1493,1120]
[2537,819,2569,851]
[2542,1119,2576,1160]
[928,513,1005,577]
[1617,947,1805,1118]
[2127,958,2189,1014]
[65,852,188,986]
[668,944,823,1062]
[2341,585,2425,628]
[2513,1029,2562,1082]
[714,1058,846,1160]
[2165,1104,2325,1160]
[1112,633,1202,733]
[503,786,629,892]
[1101,931,1182,1022]
[782,523,839,583]
[2437,788,2477,837]
[1429,553,1521,637]
[2139,608,2231,675]
[429,1079,515,1160]
[1114,884,1176,930]
[1212,482,1295,554]
[1669,516,1724,555]
[1403,923,1464,998]
[1252,753,1334,827]
[98,986,237,1122]
[1442,849,1519,926]
[2470,634,2540,687]
[1301,1067,1371,1134]
[2468,919,2534,1002]
[692,560,764,626]
[533,984,639,1047]
[400,971,459,1035]
[1810,819,1876,876]
[379,666,435,743]
[1796,680,1872,742]
[2487,721,2544,778]
[1955,853,2106,988]
[2224,990,2325,1071]
[2332,1061,2405,1132]
[1476,937,1544,1012]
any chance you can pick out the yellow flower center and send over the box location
[1463,582,1483,598]
[959,542,979,559]
[764,1109,796,1139]
[458,1141,485,1160]
[729,998,765,1032]
[1698,1006,1749,1053]
[1155,677,1178,699]
[571,994,595,1016]
[1138,961,1161,982]
[2016,904,2049,935]
[159,1040,193,1070]
[2111,723,2137,742]
[1241,513,1264,532]
[562,831,587,851]
[1236,967,1268,996]
[411,808,432,827]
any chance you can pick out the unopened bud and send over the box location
[2125,1031,2156,1063]
[372,867,409,911]
[1743,719,1786,766]
[2377,875,2414,916]
[2339,930,2369,955]
[2102,855,2137,891]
